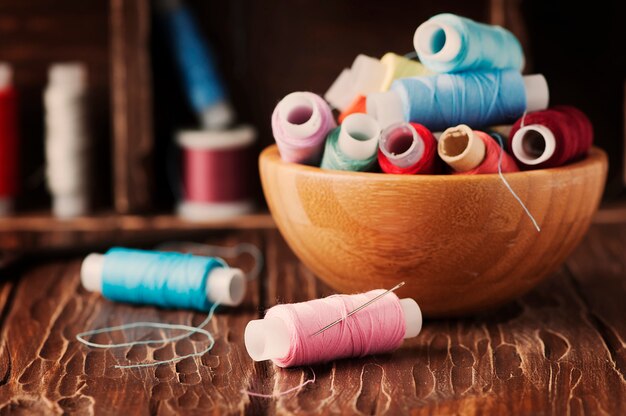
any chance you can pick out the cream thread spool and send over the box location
[45,63,90,218]
[438,124,486,172]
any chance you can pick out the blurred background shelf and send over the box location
[0,211,274,252]
[0,0,624,253]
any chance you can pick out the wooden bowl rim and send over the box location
[260,145,607,183]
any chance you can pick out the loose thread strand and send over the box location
[494,134,541,232]
[76,301,220,369]
[242,368,317,399]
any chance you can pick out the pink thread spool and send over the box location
[271,92,336,165]
[244,290,422,368]
[177,125,256,220]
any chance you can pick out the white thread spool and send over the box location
[45,63,90,218]
[244,298,422,362]
[80,252,247,306]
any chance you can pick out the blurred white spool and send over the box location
[44,63,90,218]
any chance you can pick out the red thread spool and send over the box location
[438,125,519,174]
[338,95,366,124]
[177,126,256,220]
[378,122,438,174]
[0,64,18,215]
[509,106,593,169]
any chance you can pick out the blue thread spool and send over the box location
[159,0,234,129]
[367,69,549,131]
[414,13,524,73]
[80,248,246,310]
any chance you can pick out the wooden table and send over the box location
[0,224,624,415]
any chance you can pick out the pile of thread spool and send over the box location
[272,13,594,176]
[159,0,256,220]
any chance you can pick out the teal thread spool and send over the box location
[320,113,380,172]
[80,248,246,310]
[414,13,524,73]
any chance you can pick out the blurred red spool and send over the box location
[177,126,256,220]
[0,64,18,215]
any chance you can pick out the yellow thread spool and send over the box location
[379,53,433,91]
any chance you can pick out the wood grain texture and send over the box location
[0,231,266,415]
[110,0,153,214]
[262,227,626,415]
[0,226,624,414]
[260,145,608,316]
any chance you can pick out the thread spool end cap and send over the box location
[276,92,323,139]
[523,74,549,112]
[414,20,462,62]
[200,100,235,130]
[400,298,422,339]
[438,125,486,172]
[338,113,381,161]
[324,68,357,111]
[206,267,246,306]
[351,55,387,95]
[0,198,13,216]
[53,195,88,219]
[244,317,291,362]
[0,63,13,89]
[511,124,556,165]
[366,91,405,129]
[81,253,105,293]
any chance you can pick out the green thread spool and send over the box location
[320,113,380,172]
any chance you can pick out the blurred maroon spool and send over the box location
[177,126,256,220]
[0,65,18,215]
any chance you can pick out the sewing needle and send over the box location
[310,281,405,337]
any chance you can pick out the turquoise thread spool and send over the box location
[414,13,524,73]
[80,248,246,310]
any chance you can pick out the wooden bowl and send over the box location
[259,145,608,316]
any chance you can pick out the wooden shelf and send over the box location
[0,211,274,252]
[0,197,624,254]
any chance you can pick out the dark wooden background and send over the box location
[1,0,624,214]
